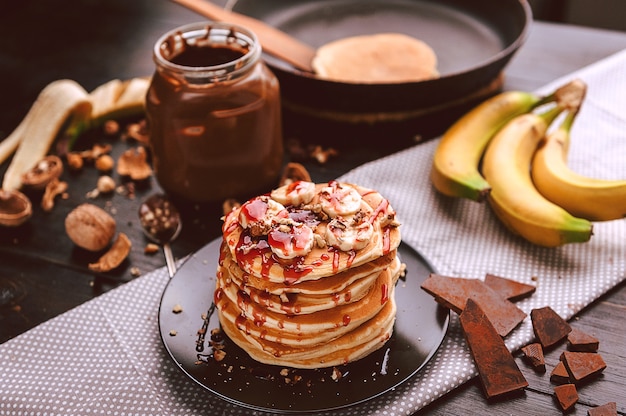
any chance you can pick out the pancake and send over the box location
[312,33,439,84]
[221,181,401,284]
[214,180,402,369]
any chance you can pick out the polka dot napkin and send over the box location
[1,50,626,416]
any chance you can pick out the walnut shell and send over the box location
[0,189,32,227]
[21,155,64,190]
[65,203,116,251]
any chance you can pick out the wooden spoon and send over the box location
[171,0,316,73]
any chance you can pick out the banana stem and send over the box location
[538,104,564,128]
[559,109,577,134]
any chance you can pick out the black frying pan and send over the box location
[230,0,531,142]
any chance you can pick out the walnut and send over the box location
[65,203,116,251]
[88,232,132,272]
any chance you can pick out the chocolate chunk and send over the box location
[588,402,618,416]
[531,306,572,349]
[521,342,546,372]
[567,328,599,352]
[554,383,578,412]
[422,274,527,337]
[550,361,571,385]
[560,351,607,383]
[459,298,528,399]
[484,273,536,301]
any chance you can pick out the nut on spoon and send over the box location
[138,193,182,278]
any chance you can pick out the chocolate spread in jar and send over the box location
[146,23,283,203]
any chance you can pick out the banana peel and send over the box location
[0,76,150,192]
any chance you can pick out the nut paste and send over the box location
[146,22,283,203]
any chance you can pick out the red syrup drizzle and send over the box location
[235,232,314,285]
[381,283,389,305]
[342,314,351,326]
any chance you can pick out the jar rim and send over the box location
[153,21,261,82]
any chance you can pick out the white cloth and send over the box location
[1,49,625,416]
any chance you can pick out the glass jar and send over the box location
[146,22,283,203]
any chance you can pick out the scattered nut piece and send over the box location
[41,178,68,212]
[331,367,342,381]
[144,243,159,254]
[310,145,338,164]
[130,267,141,277]
[117,146,152,181]
[222,198,241,216]
[172,304,183,314]
[21,155,64,190]
[66,152,84,171]
[125,120,150,144]
[95,154,115,172]
[88,232,132,272]
[103,120,120,135]
[80,143,112,162]
[279,162,311,186]
[169,330,177,336]
[97,176,116,194]
[65,203,116,251]
[213,349,226,362]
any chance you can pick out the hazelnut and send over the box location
[97,176,116,194]
[65,203,116,251]
[95,154,115,172]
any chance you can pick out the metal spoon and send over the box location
[138,193,182,278]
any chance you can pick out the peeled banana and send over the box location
[482,105,593,247]
[1,77,149,192]
[2,79,92,191]
[430,90,543,202]
[532,109,626,221]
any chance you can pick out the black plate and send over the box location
[159,239,449,413]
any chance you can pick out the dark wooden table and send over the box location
[1,2,625,415]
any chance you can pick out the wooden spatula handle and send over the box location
[171,0,316,73]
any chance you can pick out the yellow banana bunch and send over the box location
[532,110,626,221]
[482,106,593,247]
[430,90,544,201]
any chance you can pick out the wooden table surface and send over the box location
[1,2,625,415]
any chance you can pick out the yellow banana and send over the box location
[430,90,543,202]
[532,110,626,221]
[482,106,593,247]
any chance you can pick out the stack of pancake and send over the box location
[214,180,402,369]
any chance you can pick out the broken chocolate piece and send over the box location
[560,351,607,384]
[550,361,571,385]
[554,383,578,412]
[459,298,528,399]
[521,342,546,372]
[588,402,618,416]
[484,273,536,301]
[531,306,572,349]
[422,274,527,337]
[567,328,599,352]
